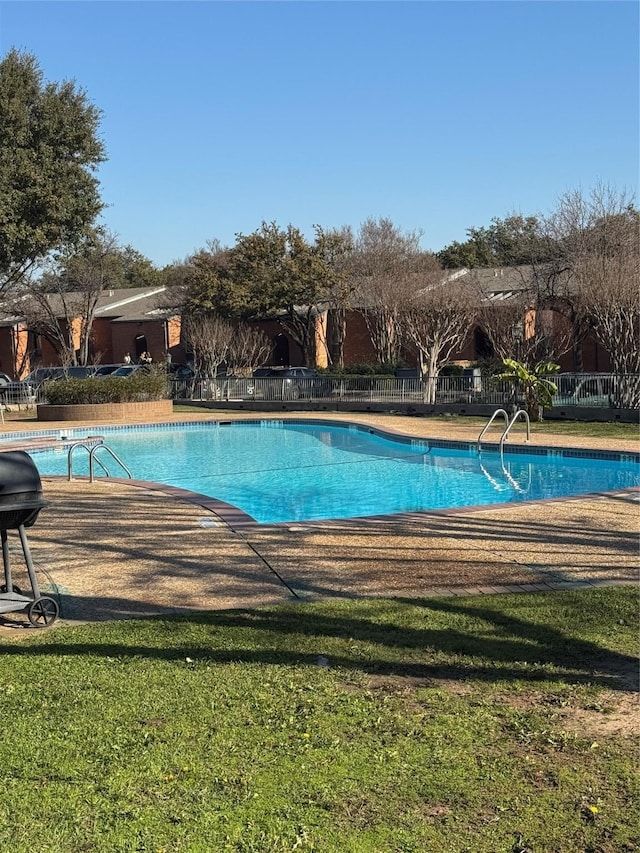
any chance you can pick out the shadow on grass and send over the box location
[0,589,637,693]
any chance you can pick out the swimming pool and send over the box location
[26,420,640,525]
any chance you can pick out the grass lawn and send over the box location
[0,587,637,852]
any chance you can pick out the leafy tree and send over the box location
[314,225,354,369]
[437,215,555,269]
[180,245,249,319]
[231,222,350,366]
[116,246,164,289]
[0,49,106,291]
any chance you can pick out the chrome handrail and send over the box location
[88,445,132,482]
[67,441,107,480]
[477,409,510,450]
[67,441,132,482]
[501,409,531,449]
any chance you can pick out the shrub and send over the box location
[440,364,464,376]
[325,361,402,377]
[43,371,169,405]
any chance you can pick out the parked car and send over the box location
[92,364,124,377]
[0,373,26,406]
[168,363,196,381]
[0,365,126,404]
[250,367,332,400]
[167,363,198,399]
[553,375,615,407]
[53,366,100,380]
[0,368,50,405]
[107,364,163,378]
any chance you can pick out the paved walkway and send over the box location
[0,411,637,633]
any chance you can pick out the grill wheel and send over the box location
[27,596,59,627]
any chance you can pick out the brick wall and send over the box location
[91,319,114,364]
[342,311,377,364]
[111,321,168,364]
[37,399,174,422]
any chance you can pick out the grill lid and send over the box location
[0,451,43,499]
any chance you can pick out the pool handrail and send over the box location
[67,441,133,482]
[478,408,531,452]
[477,409,510,450]
[500,409,531,449]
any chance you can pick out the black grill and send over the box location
[0,451,47,529]
[0,451,59,627]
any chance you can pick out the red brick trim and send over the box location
[36,400,174,422]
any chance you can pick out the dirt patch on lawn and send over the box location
[362,666,639,738]
[559,691,638,738]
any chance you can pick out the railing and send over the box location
[477,409,510,450]
[170,372,640,410]
[0,385,37,408]
[67,441,133,482]
[501,409,530,448]
[5,369,637,411]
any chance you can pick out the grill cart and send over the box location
[0,451,59,627]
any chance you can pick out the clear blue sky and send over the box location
[1,1,638,267]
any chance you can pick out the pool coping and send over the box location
[9,416,639,531]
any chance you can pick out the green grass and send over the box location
[0,587,637,852]
[432,415,638,440]
[525,419,638,439]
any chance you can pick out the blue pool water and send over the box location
[28,421,639,524]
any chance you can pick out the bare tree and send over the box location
[348,218,432,366]
[9,230,123,366]
[228,324,270,375]
[546,185,640,405]
[181,314,234,378]
[13,284,80,368]
[472,268,574,367]
[401,277,477,403]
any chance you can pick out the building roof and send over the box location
[348,265,536,310]
[0,286,177,326]
[454,266,534,304]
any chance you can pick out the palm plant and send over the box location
[496,358,560,421]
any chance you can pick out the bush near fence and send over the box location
[43,372,170,405]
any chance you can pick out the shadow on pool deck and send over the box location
[0,411,637,632]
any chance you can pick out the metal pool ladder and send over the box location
[478,408,530,451]
[67,441,133,482]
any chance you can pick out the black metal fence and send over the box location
[4,370,636,412]
[170,372,640,410]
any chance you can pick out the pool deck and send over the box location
[0,411,637,634]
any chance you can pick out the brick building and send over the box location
[0,270,615,379]
[0,287,185,378]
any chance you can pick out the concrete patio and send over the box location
[0,411,637,632]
